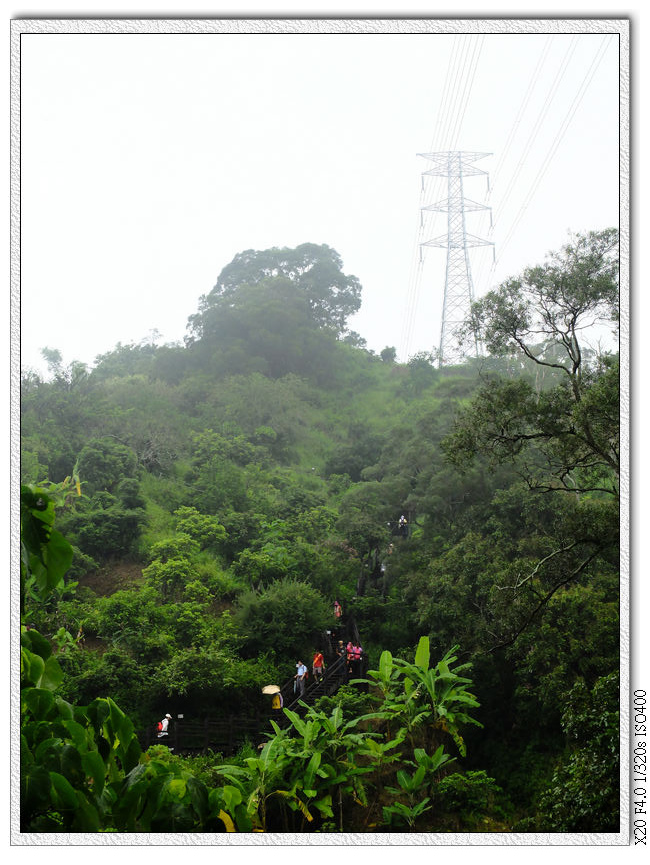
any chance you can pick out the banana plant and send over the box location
[412,744,455,775]
[356,730,407,829]
[351,649,417,741]
[382,764,432,829]
[277,703,376,831]
[381,741,457,829]
[355,638,482,756]
[393,638,482,756]
[213,732,295,831]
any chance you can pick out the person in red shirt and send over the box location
[312,650,325,683]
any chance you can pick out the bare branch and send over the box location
[494,542,580,591]
[485,549,602,654]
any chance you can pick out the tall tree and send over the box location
[436,229,620,651]
[444,228,620,497]
[187,243,362,341]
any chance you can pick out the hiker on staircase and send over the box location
[351,641,363,678]
[271,690,283,719]
[294,660,308,697]
[346,641,354,676]
[312,649,325,683]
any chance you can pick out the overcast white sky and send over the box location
[18,18,623,374]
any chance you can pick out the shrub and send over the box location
[234,578,330,664]
[536,671,619,832]
[312,684,373,721]
[432,771,506,830]
[75,438,139,494]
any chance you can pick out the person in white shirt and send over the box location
[157,713,172,737]
[295,661,307,696]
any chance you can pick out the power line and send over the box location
[449,35,485,150]
[492,35,580,228]
[495,35,613,266]
[490,36,553,185]
[474,35,552,295]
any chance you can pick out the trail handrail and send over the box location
[281,652,349,714]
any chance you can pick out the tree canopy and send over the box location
[187,242,362,343]
[445,228,620,497]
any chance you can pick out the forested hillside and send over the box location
[20,233,620,833]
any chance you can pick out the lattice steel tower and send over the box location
[419,151,494,366]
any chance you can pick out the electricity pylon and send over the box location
[418,151,494,366]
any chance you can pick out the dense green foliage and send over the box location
[20,233,620,833]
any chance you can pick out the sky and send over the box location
[18,19,623,375]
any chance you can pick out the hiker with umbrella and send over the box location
[262,684,283,719]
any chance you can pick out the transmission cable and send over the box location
[449,35,485,150]
[495,35,613,266]
[490,35,554,189]
[492,35,579,227]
